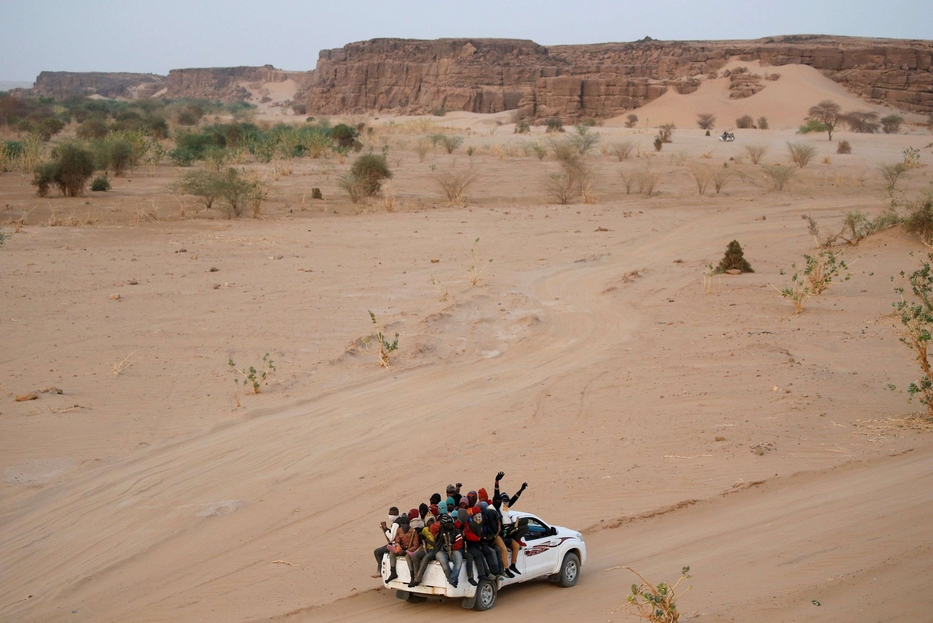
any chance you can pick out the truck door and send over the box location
[521,516,557,579]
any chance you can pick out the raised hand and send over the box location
[496,471,505,482]
[520,482,528,491]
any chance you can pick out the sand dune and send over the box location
[615,60,903,130]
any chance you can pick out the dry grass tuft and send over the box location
[787,142,817,168]
[744,145,767,165]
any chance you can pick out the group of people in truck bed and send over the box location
[373,472,530,589]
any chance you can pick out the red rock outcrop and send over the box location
[300,35,933,119]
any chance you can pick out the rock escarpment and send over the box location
[300,35,933,119]
[32,71,165,99]
[164,65,306,102]
[27,35,933,117]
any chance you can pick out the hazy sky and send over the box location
[1,0,930,81]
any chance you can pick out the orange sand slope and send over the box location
[613,60,908,130]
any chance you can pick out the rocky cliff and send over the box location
[300,35,933,119]
[164,65,306,102]
[32,71,165,99]
[28,35,933,118]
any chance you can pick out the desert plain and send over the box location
[1,60,933,622]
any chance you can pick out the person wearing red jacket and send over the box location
[462,508,490,585]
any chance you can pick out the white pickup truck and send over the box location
[381,511,586,610]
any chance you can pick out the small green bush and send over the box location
[514,121,531,134]
[903,194,933,243]
[653,136,663,152]
[715,240,753,273]
[349,153,392,197]
[624,114,638,128]
[32,142,96,197]
[90,175,111,191]
[439,135,464,154]
[798,119,828,134]
[431,107,447,117]
[76,118,110,140]
[836,140,852,154]
[545,118,564,133]
[331,123,361,150]
[881,114,903,134]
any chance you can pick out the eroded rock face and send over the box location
[164,65,305,102]
[300,35,933,119]
[27,35,933,117]
[32,71,165,99]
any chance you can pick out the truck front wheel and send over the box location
[557,552,580,587]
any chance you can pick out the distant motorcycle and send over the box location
[719,132,735,142]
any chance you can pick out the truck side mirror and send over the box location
[549,526,558,536]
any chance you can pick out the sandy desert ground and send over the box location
[2,64,933,622]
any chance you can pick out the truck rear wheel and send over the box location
[473,578,498,611]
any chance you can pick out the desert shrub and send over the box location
[216,168,264,218]
[689,164,713,195]
[548,137,579,163]
[32,162,57,197]
[413,139,429,162]
[37,118,65,141]
[0,228,5,247]
[105,139,135,176]
[902,193,933,243]
[757,116,769,130]
[546,151,592,204]
[609,565,692,623]
[144,116,169,139]
[894,255,933,418]
[229,353,275,394]
[90,175,111,191]
[579,117,598,127]
[787,142,816,167]
[368,311,399,367]
[176,104,204,126]
[338,175,366,203]
[76,118,110,140]
[545,118,564,133]
[169,148,197,167]
[349,153,392,197]
[619,168,638,194]
[836,140,852,154]
[331,123,362,150]
[173,168,226,210]
[807,100,841,140]
[653,136,663,152]
[745,144,767,164]
[658,123,675,143]
[880,162,908,192]
[844,111,880,133]
[431,107,446,117]
[436,170,479,206]
[736,115,755,129]
[715,240,753,274]
[33,142,96,197]
[712,168,731,194]
[439,134,464,154]
[625,113,638,128]
[881,114,903,134]
[529,141,546,160]
[514,120,531,134]
[762,164,795,190]
[638,168,659,196]
[779,251,849,314]
[609,141,635,161]
[903,146,921,168]
[697,113,716,130]
[570,125,600,154]
[292,103,307,115]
